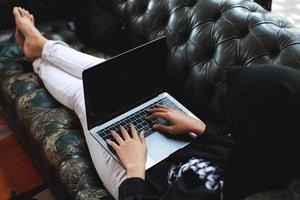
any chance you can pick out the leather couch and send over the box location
[0,0,300,199]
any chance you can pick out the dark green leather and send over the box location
[0,22,113,200]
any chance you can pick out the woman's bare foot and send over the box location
[14,7,35,51]
[13,7,47,60]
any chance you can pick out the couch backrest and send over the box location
[108,0,300,119]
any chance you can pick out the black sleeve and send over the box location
[119,175,222,200]
[119,178,157,200]
[119,128,234,200]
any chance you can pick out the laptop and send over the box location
[82,37,198,169]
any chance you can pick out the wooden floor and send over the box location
[0,114,55,200]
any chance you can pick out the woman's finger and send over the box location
[147,107,168,114]
[153,124,172,133]
[106,139,120,151]
[120,126,131,140]
[139,131,145,144]
[130,124,139,139]
[111,130,124,145]
[145,112,167,120]
[156,104,172,110]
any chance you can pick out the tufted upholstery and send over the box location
[0,22,112,199]
[108,0,300,120]
[1,0,300,199]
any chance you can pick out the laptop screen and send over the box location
[83,37,167,130]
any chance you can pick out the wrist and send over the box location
[191,119,206,136]
[126,165,145,180]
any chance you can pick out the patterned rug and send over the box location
[0,113,44,199]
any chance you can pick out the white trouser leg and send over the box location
[32,42,126,200]
[39,40,105,79]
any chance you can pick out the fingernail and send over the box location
[106,139,110,143]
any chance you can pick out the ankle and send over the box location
[37,37,47,51]
[23,36,47,60]
[33,35,47,55]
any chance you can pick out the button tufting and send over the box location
[139,3,148,15]
[212,12,222,22]
[110,0,300,123]
[269,47,280,57]
[178,29,191,44]
[239,30,249,38]
[161,15,170,29]
[205,49,215,61]
[187,0,198,7]
[249,8,258,12]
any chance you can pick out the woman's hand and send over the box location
[106,124,147,180]
[145,104,206,136]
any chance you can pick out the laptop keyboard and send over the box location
[97,97,181,141]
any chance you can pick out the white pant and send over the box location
[33,40,126,200]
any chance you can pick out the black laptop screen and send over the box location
[83,38,167,129]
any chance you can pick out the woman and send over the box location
[12,7,300,200]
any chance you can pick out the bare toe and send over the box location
[30,15,34,24]
[17,8,23,17]
[21,8,29,18]
[23,9,34,22]
[25,10,30,18]
[19,8,26,17]
[13,7,21,17]
[13,7,18,14]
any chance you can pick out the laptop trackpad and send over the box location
[145,132,187,161]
